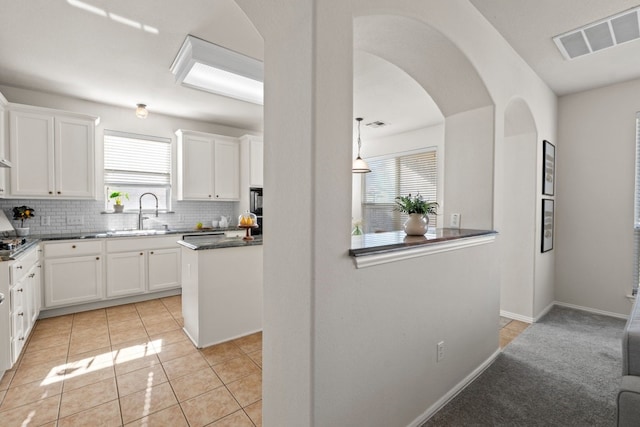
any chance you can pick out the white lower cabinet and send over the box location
[105,251,146,298]
[9,245,41,365]
[44,255,103,307]
[148,248,180,291]
[106,236,180,297]
[41,236,180,311]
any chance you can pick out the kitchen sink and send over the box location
[94,229,173,238]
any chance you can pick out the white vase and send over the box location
[403,213,429,236]
[113,204,124,213]
[16,227,29,237]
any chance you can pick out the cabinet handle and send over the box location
[150,251,154,255]
[96,257,100,260]
[216,195,219,198]
[18,312,24,316]
[17,288,23,292]
[208,195,212,198]
[72,245,76,249]
[28,273,35,278]
[16,266,22,269]
[140,252,144,256]
[19,336,25,341]
[57,191,61,194]
[49,191,53,194]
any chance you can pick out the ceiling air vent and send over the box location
[365,121,387,128]
[553,6,640,60]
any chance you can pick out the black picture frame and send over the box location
[543,140,555,196]
[541,199,554,253]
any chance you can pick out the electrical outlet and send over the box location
[450,213,461,229]
[67,215,84,226]
[437,341,445,362]
[41,216,50,226]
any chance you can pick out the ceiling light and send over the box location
[352,118,371,174]
[553,6,640,60]
[170,35,263,105]
[135,104,148,119]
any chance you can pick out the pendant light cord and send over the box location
[356,117,363,157]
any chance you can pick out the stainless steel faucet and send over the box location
[138,192,158,229]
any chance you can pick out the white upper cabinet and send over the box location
[240,135,263,188]
[9,105,98,199]
[238,134,263,214]
[176,129,240,201]
[0,93,9,197]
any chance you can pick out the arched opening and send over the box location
[500,98,538,319]
[353,14,495,231]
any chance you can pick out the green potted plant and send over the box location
[12,205,35,237]
[109,191,129,213]
[394,194,438,235]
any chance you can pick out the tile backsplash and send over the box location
[0,199,238,235]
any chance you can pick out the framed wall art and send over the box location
[543,140,555,196]
[541,198,554,253]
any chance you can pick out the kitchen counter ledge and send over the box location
[349,228,497,268]
[178,235,263,251]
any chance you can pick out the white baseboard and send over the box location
[534,302,555,322]
[408,349,501,427]
[499,310,534,324]
[553,301,628,320]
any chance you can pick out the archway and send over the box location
[500,98,538,319]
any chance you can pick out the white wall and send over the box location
[500,132,537,317]
[234,0,557,426]
[352,123,445,224]
[444,106,495,229]
[556,78,640,316]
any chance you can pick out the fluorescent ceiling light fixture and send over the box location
[170,35,263,105]
[553,6,640,60]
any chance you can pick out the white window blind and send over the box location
[104,130,172,210]
[362,150,437,233]
[634,113,640,295]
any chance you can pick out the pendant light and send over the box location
[352,117,371,173]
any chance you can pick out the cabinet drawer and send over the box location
[11,246,39,284]
[106,235,180,253]
[44,240,102,258]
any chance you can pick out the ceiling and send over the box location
[1,1,639,135]
[470,0,640,95]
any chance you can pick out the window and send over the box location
[634,113,640,296]
[362,149,437,233]
[104,130,172,211]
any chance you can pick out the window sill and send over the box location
[349,228,497,268]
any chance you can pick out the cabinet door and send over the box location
[106,251,145,297]
[214,139,240,200]
[0,100,8,197]
[44,256,102,307]
[29,264,42,325]
[250,138,263,188]
[148,248,180,291]
[181,134,214,200]
[10,283,26,365]
[9,110,55,197]
[55,116,95,198]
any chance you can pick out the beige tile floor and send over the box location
[0,295,263,427]
[499,317,529,348]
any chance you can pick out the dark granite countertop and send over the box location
[349,228,497,257]
[178,235,263,250]
[31,227,242,241]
